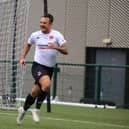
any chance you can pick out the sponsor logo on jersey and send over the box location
[37,44,50,50]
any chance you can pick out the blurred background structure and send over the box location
[0,0,129,109]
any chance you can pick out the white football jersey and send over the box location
[28,29,66,67]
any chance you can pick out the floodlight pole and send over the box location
[43,0,51,113]
[44,0,48,15]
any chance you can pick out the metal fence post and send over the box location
[52,64,60,99]
[96,66,102,104]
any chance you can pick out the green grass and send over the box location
[0,104,129,129]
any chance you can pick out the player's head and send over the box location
[40,13,54,33]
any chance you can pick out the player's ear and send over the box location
[49,21,53,25]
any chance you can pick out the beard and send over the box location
[40,25,48,33]
[40,27,48,33]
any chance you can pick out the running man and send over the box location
[17,13,68,124]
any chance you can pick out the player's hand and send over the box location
[20,58,26,65]
[48,43,58,49]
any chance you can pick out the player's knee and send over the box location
[40,76,51,92]
[31,85,40,97]
[42,82,51,92]
[31,90,38,97]
[44,86,50,92]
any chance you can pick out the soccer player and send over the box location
[17,13,68,124]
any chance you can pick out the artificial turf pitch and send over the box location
[0,104,129,129]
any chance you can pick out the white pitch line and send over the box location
[44,117,129,129]
[0,112,128,129]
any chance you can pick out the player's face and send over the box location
[40,17,52,33]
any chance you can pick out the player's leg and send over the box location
[36,75,51,109]
[17,84,40,124]
[32,75,51,122]
[36,66,53,110]
[30,62,54,122]
[23,84,40,110]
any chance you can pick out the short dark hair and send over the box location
[42,13,54,23]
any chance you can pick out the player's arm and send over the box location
[20,43,32,65]
[55,43,68,55]
[48,43,68,55]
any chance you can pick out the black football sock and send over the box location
[23,94,36,111]
[36,90,47,110]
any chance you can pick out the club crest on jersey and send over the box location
[49,35,54,39]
